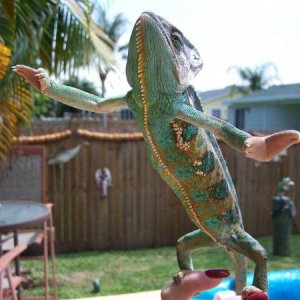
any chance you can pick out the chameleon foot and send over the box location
[172,270,189,285]
[244,130,300,162]
[12,65,50,93]
[242,286,268,300]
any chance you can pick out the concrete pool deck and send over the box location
[74,290,161,300]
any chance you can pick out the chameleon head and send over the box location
[126,11,203,94]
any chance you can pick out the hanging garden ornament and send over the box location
[94,168,112,197]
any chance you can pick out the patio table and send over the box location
[0,200,50,299]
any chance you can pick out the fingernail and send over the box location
[245,291,268,300]
[205,269,230,278]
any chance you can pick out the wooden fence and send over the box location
[22,121,300,252]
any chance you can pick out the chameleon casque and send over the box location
[13,11,300,299]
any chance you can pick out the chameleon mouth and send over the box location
[136,12,175,56]
[136,12,203,85]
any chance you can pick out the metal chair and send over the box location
[0,146,57,299]
[2,204,57,300]
[0,244,27,300]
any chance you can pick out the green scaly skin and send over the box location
[14,11,300,298]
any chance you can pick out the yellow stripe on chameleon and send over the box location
[135,22,218,245]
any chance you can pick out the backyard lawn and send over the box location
[22,235,300,299]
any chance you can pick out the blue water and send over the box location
[192,269,300,300]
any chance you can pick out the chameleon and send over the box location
[13,11,300,299]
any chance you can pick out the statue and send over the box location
[272,177,296,256]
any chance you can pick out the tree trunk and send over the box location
[99,71,108,98]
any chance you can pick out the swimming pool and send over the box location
[192,269,300,300]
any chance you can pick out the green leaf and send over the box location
[0,0,117,160]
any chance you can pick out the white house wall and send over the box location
[228,104,300,131]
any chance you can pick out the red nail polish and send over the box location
[205,269,230,278]
[245,291,268,300]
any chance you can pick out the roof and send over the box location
[226,83,300,106]
[199,87,233,103]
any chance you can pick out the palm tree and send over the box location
[93,3,128,97]
[228,63,279,96]
[0,0,115,160]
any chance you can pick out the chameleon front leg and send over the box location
[12,65,129,113]
[176,104,300,162]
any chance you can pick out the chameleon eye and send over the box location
[171,34,180,42]
[171,32,183,51]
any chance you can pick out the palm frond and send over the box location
[60,0,115,71]
[6,0,115,75]
[0,75,32,160]
[228,84,251,96]
[228,63,280,95]
[107,13,128,42]
[0,0,117,160]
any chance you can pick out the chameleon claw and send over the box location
[12,66,21,73]
[173,270,185,285]
[34,73,45,78]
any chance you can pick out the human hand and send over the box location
[161,269,234,300]
[161,269,267,300]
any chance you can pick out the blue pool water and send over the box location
[192,269,300,300]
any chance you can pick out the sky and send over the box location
[91,0,300,95]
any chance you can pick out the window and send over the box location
[235,109,245,129]
[121,108,135,120]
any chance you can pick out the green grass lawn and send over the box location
[22,235,300,299]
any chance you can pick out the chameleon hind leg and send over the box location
[223,226,268,297]
[175,229,213,282]
[227,250,247,295]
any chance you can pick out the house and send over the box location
[200,87,237,120]
[226,83,300,131]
